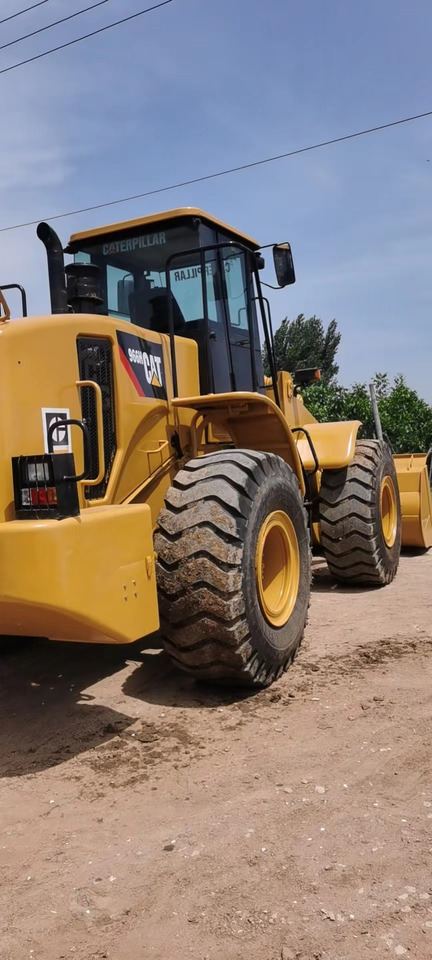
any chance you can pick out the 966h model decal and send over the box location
[117,330,167,401]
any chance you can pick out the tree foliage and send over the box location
[265,314,341,382]
[302,374,432,454]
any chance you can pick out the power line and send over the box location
[0,0,54,26]
[0,0,175,75]
[1,108,431,235]
[0,0,116,52]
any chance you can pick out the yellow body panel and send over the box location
[0,504,159,643]
[394,454,432,549]
[266,371,318,426]
[0,311,197,645]
[0,313,198,527]
[108,326,199,509]
[69,207,259,249]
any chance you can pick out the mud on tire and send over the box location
[319,439,401,585]
[155,449,310,687]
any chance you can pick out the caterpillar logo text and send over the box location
[103,232,166,255]
[117,330,167,400]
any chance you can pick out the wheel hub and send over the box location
[380,475,398,548]
[256,510,300,627]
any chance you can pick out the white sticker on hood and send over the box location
[42,408,71,453]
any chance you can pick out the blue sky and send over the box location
[1,0,432,397]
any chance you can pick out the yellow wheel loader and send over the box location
[0,207,430,686]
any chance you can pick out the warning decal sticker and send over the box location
[117,330,167,401]
[42,408,72,453]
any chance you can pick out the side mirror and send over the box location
[273,243,295,288]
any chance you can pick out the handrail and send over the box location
[0,283,27,317]
[75,379,105,486]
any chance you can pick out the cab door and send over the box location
[166,243,265,398]
[218,246,264,394]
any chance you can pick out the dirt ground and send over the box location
[1,551,431,960]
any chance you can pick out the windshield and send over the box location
[74,223,250,332]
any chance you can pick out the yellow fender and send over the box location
[172,391,306,495]
[294,420,362,471]
[394,454,432,549]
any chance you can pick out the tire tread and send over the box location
[319,439,400,586]
[155,449,309,686]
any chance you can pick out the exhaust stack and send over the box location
[37,222,68,314]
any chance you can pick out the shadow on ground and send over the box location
[0,638,141,779]
[0,635,258,778]
[123,649,257,710]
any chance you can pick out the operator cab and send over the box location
[66,208,268,395]
[61,208,295,400]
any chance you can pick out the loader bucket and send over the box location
[394,454,432,549]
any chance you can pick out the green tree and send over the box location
[379,375,432,453]
[302,374,432,454]
[265,314,341,382]
[300,380,374,439]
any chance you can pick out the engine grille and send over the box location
[77,337,116,500]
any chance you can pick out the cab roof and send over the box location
[67,207,259,250]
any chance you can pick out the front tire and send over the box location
[319,439,401,585]
[155,450,310,687]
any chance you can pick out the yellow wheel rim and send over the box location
[255,510,300,627]
[380,476,398,548]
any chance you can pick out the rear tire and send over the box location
[319,439,401,585]
[155,449,310,687]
